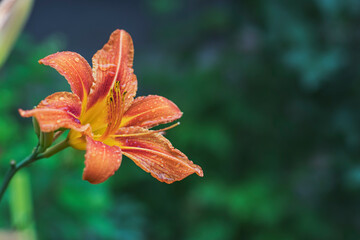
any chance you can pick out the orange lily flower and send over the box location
[19,29,203,184]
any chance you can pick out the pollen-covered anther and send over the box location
[99,81,125,140]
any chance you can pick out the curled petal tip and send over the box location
[18,92,87,133]
[18,108,25,116]
[18,108,36,117]
[115,127,203,183]
[38,52,94,101]
[194,165,204,177]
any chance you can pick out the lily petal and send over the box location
[109,127,203,184]
[120,95,183,128]
[39,51,93,102]
[87,29,137,111]
[19,92,89,132]
[83,136,122,184]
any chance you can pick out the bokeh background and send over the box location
[1,0,360,239]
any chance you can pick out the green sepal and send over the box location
[32,117,40,138]
[39,131,54,151]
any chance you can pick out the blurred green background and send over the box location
[1,0,360,239]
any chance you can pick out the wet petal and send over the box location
[39,51,94,101]
[109,127,203,184]
[83,136,122,184]
[19,92,89,132]
[87,29,137,111]
[120,95,183,128]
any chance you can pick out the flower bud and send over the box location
[0,0,34,67]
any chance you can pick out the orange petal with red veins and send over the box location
[83,136,122,184]
[19,92,89,133]
[120,95,183,129]
[87,29,137,111]
[39,52,94,101]
[111,127,203,184]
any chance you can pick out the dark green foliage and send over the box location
[1,0,360,239]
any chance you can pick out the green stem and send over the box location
[38,139,69,159]
[0,139,69,204]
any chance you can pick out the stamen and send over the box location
[112,122,180,138]
[98,81,126,141]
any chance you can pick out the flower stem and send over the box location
[38,139,69,159]
[0,139,69,204]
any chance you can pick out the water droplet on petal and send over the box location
[99,63,116,71]
[74,57,80,63]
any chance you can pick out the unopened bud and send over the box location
[0,0,34,67]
